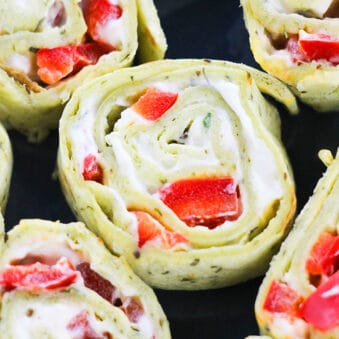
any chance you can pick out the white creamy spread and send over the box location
[212,81,283,212]
[267,0,293,13]
[4,240,82,266]
[272,315,308,339]
[6,53,36,77]
[136,313,154,338]
[6,299,122,339]
[107,133,148,193]
[9,301,86,339]
[282,272,304,293]
[69,96,100,173]
[267,0,334,17]
[98,16,125,50]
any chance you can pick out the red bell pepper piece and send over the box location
[82,154,103,183]
[299,32,339,65]
[83,0,122,48]
[263,280,303,315]
[306,232,339,277]
[287,36,308,63]
[298,270,339,331]
[132,88,179,121]
[287,32,339,65]
[0,257,78,291]
[76,262,116,304]
[158,177,241,228]
[134,211,188,248]
[121,298,144,323]
[67,310,105,339]
[37,43,108,85]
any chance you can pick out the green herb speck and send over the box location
[203,112,212,128]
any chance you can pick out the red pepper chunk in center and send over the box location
[0,257,78,291]
[82,154,103,183]
[132,88,178,121]
[298,270,339,331]
[158,177,241,228]
[263,280,303,316]
[37,43,109,85]
[134,211,188,248]
[306,232,339,278]
[287,31,339,65]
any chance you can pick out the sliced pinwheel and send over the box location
[0,0,167,141]
[0,219,170,338]
[58,59,297,289]
[255,149,339,338]
[241,0,339,112]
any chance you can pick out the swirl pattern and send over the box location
[0,219,170,338]
[241,0,339,111]
[58,59,297,289]
[0,0,166,141]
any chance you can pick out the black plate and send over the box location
[5,0,339,338]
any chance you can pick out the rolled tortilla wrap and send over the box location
[241,0,339,112]
[0,219,171,338]
[255,149,339,338]
[58,59,297,290]
[0,0,167,141]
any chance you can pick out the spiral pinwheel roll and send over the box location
[255,149,339,338]
[0,219,170,338]
[0,123,12,214]
[241,0,339,112]
[58,59,297,290]
[0,0,166,141]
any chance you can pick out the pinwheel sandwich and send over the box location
[255,149,339,338]
[0,219,171,338]
[241,0,339,112]
[58,59,298,290]
[0,0,167,141]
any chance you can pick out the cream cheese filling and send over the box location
[69,78,283,230]
[267,0,335,17]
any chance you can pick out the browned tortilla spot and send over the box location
[0,63,42,93]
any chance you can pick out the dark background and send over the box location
[5,0,338,338]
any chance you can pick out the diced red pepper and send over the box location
[83,0,122,49]
[121,297,144,323]
[0,257,78,291]
[134,211,188,248]
[67,310,105,339]
[298,270,339,331]
[158,177,241,228]
[47,1,65,27]
[299,32,339,65]
[287,32,339,65]
[132,88,179,121]
[306,232,339,278]
[82,154,103,183]
[76,263,144,324]
[287,36,308,63]
[263,280,303,315]
[37,43,108,85]
[76,262,116,304]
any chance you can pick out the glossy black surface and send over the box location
[5,0,339,338]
